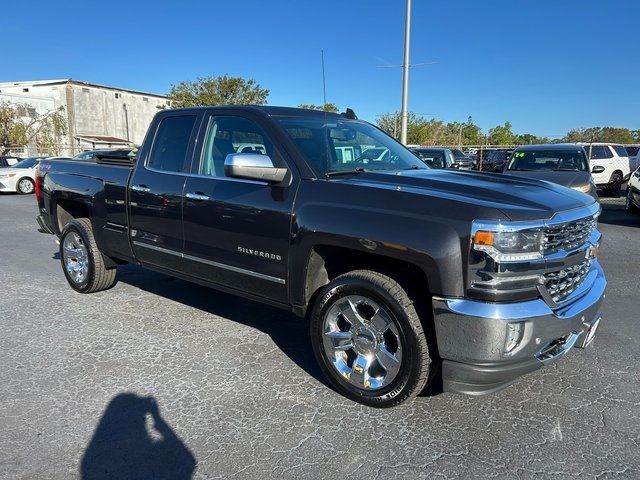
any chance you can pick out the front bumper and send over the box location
[0,179,16,192]
[432,260,606,395]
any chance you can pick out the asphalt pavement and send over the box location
[0,192,638,479]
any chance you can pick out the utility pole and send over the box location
[400,0,411,145]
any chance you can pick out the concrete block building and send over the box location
[0,79,167,155]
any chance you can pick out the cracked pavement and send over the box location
[0,193,638,479]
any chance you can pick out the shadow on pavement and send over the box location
[80,393,196,480]
[598,193,640,228]
[115,264,330,388]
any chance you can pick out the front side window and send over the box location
[147,115,196,173]
[506,150,588,171]
[451,149,467,159]
[199,116,273,177]
[414,150,447,168]
[277,118,426,176]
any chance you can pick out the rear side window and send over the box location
[147,115,196,172]
[584,145,612,160]
[612,145,628,157]
[626,146,640,156]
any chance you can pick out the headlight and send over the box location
[571,184,591,193]
[472,222,544,262]
[0,173,16,179]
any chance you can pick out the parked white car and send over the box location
[626,165,640,213]
[626,145,640,171]
[0,157,46,194]
[580,143,638,196]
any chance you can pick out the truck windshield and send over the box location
[506,150,588,172]
[277,117,428,176]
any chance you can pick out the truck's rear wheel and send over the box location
[60,218,117,293]
[310,270,434,408]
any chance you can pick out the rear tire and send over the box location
[606,173,623,197]
[60,218,117,293]
[17,177,35,194]
[309,270,435,408]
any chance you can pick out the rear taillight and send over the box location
[35,171,42,203]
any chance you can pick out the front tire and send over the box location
[17,177,35,194]
[310,270,435,408]
[60,218,117,293]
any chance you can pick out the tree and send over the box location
[563,127,636,144]
[488,121,515,145]
[167,75,269,107]
[0,102,67,155]
[298,103,339,112]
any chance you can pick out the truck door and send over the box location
[129,112,200,271]
[181,112,298,303]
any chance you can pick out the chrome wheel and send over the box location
[18,178,34,194]
[322,295,402,391]
[63,232,89,284]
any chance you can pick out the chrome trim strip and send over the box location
[132,241,286,284]
[142,165,269,186]
[471,201,601,234]
[434,261,605,321]
[185,192,211,201]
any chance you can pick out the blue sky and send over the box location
[4,0,638,137]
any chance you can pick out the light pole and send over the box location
[400,0,411,145]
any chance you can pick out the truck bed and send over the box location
[37,158,135,262]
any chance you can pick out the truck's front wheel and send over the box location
[60,218,117,293]
[310,270,435,407]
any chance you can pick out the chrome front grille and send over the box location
[544,259,591,303]
[543,216,597,253]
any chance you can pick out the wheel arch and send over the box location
[298,244,434,318]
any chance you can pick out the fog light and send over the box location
[505,322,525,354]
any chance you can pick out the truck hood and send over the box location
[335,169,597,222]
[502,170,592,189]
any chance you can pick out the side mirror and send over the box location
[224,153,288,184]
[591,165,605,174]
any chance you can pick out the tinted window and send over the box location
[13,158,38,169]
[583,145,612,159]
[199,116,273,177]
[148,115,196,172]
[415,150,447,168]
[451,149,467,159]
[612,145,628,157]
[507,150,587,172]
[626,146,640,156]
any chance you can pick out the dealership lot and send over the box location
[0,193,638,479]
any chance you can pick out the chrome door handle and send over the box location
[185,192,211,201]
[131,185,151,193]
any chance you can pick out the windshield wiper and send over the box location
[554,167,579,171]
[508,168,532,171]
[325,167,367,178]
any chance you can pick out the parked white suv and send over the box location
[580,143,637,196]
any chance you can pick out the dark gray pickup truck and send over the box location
[35,106,606,407]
